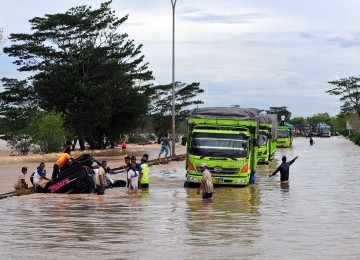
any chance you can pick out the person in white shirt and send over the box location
[127,161,139,194]
[14,166,29,190]
[91,162,105,195]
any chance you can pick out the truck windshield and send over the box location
[258,132,268,146]
[278,130,289,138]
[190,133,248,157]
[321,126,331,133]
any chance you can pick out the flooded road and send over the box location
[0,137,359,259]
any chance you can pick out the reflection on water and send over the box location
[185,185,261,257]
[0,137,360,259]
[280,181,290,192]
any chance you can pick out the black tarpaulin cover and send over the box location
[259,113,278,139]
[189,107,260,121]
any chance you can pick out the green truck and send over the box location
[277,122,294,148]
[257,114,278,164]
[183,107,260,187]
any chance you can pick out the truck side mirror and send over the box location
[181,136,187,146]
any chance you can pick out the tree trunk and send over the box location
[78,132,86,150]
[72,138,77,151]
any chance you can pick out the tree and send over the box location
[289,116,306,126]
[267,106,292,122]
[149,81,204,136]
[0,78,37,155]
[327,77,360,118]
[308,113,330,125]
[28,110,70,153]
[3,1,153,150]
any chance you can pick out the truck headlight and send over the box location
[189,177,200,182]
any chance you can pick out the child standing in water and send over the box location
[121,137,127,156]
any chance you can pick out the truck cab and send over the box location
[257,114,278,164]
[184,107,260,187]
[277,122,294,148]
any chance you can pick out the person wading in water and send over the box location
[269,155,299,182]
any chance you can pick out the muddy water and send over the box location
[0,137,359,259]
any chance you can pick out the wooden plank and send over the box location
[110,154,186,174]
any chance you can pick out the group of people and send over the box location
[14,162,52,191]
[14,141,75,191]
[13,137,299,200]
[88,160,110,195]
[124,154,150,195]
[13,145,115,196]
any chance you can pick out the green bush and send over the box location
[28,110,69,153]
[127,134,138,143]
[349,132,360,145]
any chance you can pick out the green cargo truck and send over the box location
[257,114,278,164]
[183,107,260,187]
[277,122,294,148]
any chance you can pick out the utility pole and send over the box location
[171,0,177,158]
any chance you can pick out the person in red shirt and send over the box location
[121,137,127,156]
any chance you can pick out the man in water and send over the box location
[309,137,315,146]
[269,155,299,182]
[140,156,150,189]
[197,163,214,199]
[91,162,105,195]
[127,161,140,195]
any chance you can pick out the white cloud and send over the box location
[2,0,360,117]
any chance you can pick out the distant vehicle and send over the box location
[315,122,331,137]
[277,122,294,148]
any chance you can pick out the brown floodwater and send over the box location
[0,137,359,259]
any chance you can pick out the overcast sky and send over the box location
[1,0,360,117]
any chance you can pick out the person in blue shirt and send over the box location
[33,162,52,191]
[158,133,171,160]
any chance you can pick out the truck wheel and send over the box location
[188,182,199,188]
[183,181,189,188]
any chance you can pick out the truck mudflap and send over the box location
[249,171,256,184]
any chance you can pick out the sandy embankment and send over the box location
[0,143,144,163]
[0,142,186,165]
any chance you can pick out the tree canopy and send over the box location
[327,76,360,118]
[149,81,204,136]
[0,78,38,154]
[2,1,153,150]
[266,106,292,122]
